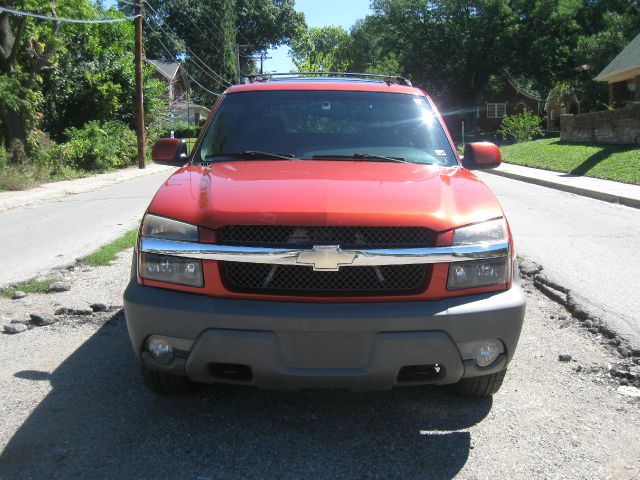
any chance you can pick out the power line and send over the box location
[148,28,224,97]
[0,5,138,23]
[145,21,231,87]
[141,6,232,86]
[121,0,234,86]
[184,70,220,97]
[144,0,231,66]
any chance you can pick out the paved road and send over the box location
[0,170,172,287]
[477,172,640,340]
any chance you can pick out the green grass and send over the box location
[184,138,197,154]
[500,138,640,185]
[1,278,54,298]
[83,229,138,266]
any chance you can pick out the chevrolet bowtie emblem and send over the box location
[296,245,357,271]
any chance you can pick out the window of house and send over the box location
[487,103,507,118]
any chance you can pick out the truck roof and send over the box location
[225,76,424,96]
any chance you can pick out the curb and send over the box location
[485,168,640,210]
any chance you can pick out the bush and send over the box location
[62,121,137,171]
[8,139,27,165]
[498,109,543,144]
[156,120,202,139]
[0,145,6,168]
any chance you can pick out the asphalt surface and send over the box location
[477,172,640,343]
[0,170,172,287]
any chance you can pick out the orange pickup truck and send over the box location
[124,73,525,397]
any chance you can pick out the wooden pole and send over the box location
[235,44,241,84]
[134,0,146,169]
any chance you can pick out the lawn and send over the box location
[500,138,640,185]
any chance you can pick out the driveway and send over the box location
[0,252,638,479]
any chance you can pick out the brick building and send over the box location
[594,32,640,108]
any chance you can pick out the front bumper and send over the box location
[123,280,525,391]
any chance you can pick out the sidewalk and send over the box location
[486,163,640,209]
[0,163,174,212]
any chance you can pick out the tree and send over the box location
[363,0,520,110]
[290,26,351,72]
[0,0,64,153]
[41,6,166,140]
[126,0,304,105]
[573,2,640,110]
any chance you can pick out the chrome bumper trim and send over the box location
[140,237,509,271]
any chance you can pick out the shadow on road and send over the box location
[0,311,493,479]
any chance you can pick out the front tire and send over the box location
[141,364,194,395]
[454,369,507,397]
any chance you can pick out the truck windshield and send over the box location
[196,90,457,166]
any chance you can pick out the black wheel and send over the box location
[454,369,507,397]
[140,364,194,395]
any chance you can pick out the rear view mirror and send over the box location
[152,138,189,166]
[461,142,502,170]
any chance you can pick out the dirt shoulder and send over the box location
[0,252,639,479]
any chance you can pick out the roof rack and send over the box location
[245,72,412,87]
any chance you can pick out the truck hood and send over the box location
[148,161,504,232]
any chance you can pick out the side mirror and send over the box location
[152,138,189,166]
[461,142,502,170]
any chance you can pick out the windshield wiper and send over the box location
[204,151,296,161]
[311,153,410,164]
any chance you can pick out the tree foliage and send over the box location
[0,0,169,159]
[130,0,304,105]
[290,26,351,72]
[291,0,639,115]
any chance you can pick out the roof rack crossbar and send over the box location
[246,72,412,87]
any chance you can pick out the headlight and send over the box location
[453,218,506,245]
[139,252,204,287]
[447,258,508,290]
[448,218,509,290]
[141,214,198,241]
[139,214,203,287]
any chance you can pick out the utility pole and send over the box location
[234,44,251,84]
[247,54,272,75]
[134,0,146,169]
[258,53,272,74]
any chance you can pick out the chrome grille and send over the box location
[218,225,432,248]
[218,226,432,296]
[221,263,429,296]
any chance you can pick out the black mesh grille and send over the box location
[218,225,432,248]
[221,262,429,296]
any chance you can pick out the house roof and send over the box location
[170,102,211,115]
[595,32,640,83]
[503,71,542,101]
[145,59,181,81]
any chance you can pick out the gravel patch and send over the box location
[0,256,639,479]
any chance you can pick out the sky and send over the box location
[262,0,372,74]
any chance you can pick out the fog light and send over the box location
[476,341,500,367]
[457,339,504,368]
[147,336,174,365]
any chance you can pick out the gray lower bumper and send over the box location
[124,282,525,391]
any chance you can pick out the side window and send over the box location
[487,103,507,119]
